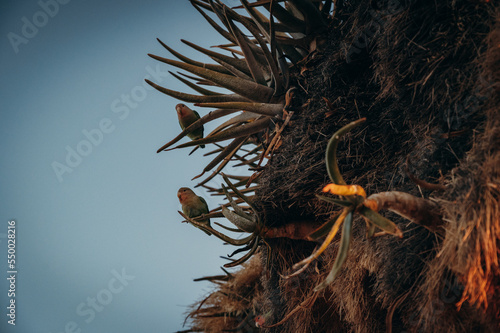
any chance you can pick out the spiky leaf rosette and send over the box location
[148,0,333,188]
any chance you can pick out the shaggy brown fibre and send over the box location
[183,1,499,332]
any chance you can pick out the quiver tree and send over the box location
[147,1,500,332]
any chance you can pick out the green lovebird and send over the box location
[177,187,211,235]
[176,103,205,148]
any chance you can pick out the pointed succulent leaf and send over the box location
[179,210,255,245]
[157,108,239,153]
[194,138,248,187]
[223,9,268,86]
[222,206,256,233]
[241,0,271,40]
[190,0,213,11]
[213,45,244,57]
[222,173,261,227]
[266,1,306,33]
[224,2,286,93]
[221,173,255,210]
[280,43,305,64]
[148,54,275,102]
[315,194,352,208]
[239,1,286,93]
[206,110,258,137]
[190,1,238,44]
[168,71,222,96]
[208,55,253,80]
[228,243,255,258]
[145,79,247,103]
[177,72,219,86]
[292,208,349,270]
[181,39,252,77]
[156,38,232,75]
[214,221,246,233]
[326,118,366,185]
[358,206,403,238]
[314,211,353,291]
[306,212,341,241]
[170,117,270,149]
[195,102,283,116]
[193,136,247,179]
[288,0,327,33]
[223,236,260,267]
[222,183,256,223]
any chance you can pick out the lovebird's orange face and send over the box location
[177,187,194,204]
[176,103,187,118]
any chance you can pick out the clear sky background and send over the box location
[0,0,246,332]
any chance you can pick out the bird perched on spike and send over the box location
[177,187,211,235]
[176,103,205,148]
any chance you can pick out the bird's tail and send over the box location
[198,227,211,236]
[200,144,205,149]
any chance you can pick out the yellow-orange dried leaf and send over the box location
[322,184,367,198]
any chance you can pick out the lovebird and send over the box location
[176,103,205,148]
[177,187,211,235]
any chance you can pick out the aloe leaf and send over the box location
[156,38,232,75]
[222,206,256,233]
[145,79,246,103]
[193,136,247,180]
[314,211,353,291]
[221,173,255,209]
[181,39,252,77]
[223,236,260,267]
[196,102,283,116]
[194,137,247,187]
[239,0,285,93]
[177,72,219,86]
[214,221,246,233]
[325,118,366,185]
[157,108,238,153]
[223,9,268,86]
[358,206,403,238]
[168,71,222,96]
[315,194,352,207]
[170,118,270,150]
[292,208,348,271]
[266,1,306,33]
[206,112,259,137]
[306,212,340,241]
[178,210,255,245]
[147,54,275,102]
[222,184,256,223]
[288,0,327,33]
[190,0,237,44]
[209,56,253,80]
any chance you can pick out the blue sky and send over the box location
[0,0,247,331]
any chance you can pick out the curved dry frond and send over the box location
[157,108,239,153]
[195,101,283,116]
[167,117,270,150]
[181,39,252,77]
[156,38,232,75]
[325,118,366,185]
[168,71,223,96]
[145,79,247,103]
[148,54,275,102]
